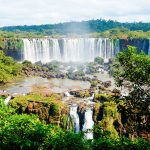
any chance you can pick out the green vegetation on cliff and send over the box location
[0,38,24,50]
[0,30,44,38]
[100,28,150,39]
[0,97,150,150]
[0,51,22,83]
[8,93,67,125]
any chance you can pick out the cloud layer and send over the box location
[0,0,150,26]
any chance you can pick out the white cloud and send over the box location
[0,0,150,26]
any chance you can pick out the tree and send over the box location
[111,46,150,139]
[117,46,150,87]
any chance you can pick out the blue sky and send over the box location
[0,0,150,27]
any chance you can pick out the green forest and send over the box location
[0,47,150,149]
[1,19,150,38]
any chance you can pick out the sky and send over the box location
[0,0,150,27]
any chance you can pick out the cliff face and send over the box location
[5,49,23,61]
[8,94,69,128]
[119,39,149,54]
[0,39,23,61]
[93,99,150,141]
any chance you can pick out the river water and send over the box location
[0,77,91,94]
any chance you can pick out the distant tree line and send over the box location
[1,19,150,40]
[1,19,150,36]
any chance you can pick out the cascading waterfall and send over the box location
[96,38,114,62]
[64,91,72,97]
[69,104,95,139]
[82,108,94,139]
[23,38,61,63]
[114,39,120,56]
[4,96,11,105]
[63,38,96,62]
[22,38,120,63]
[69,104,80,133]
[87,93,95,101]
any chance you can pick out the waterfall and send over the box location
[22,38,120,63]
[87,93,94,101]
[114,39,120,56]
[69,104,80,133]
[97,38,116,63]
[22,38,60,63]
[69,103,95,139]
[62,38,96,62]
[4,96,11,105]
[82,108,94,139]
[51,39,61,61]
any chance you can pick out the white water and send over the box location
[64,91,71,97]
[23,38,61,63]
[4,96,11,105]
[22,38,120,63]
[69,104,80,133]
[83,108,94,139]
[88,93,95,101]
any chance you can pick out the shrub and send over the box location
[94,57,104,65]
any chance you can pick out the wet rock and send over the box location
[102,80,111,88]
[70,90,92,98]
[77,104,86,130]
[93,103,103,123]
[98,85,107,91]
[112,88,121,96]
